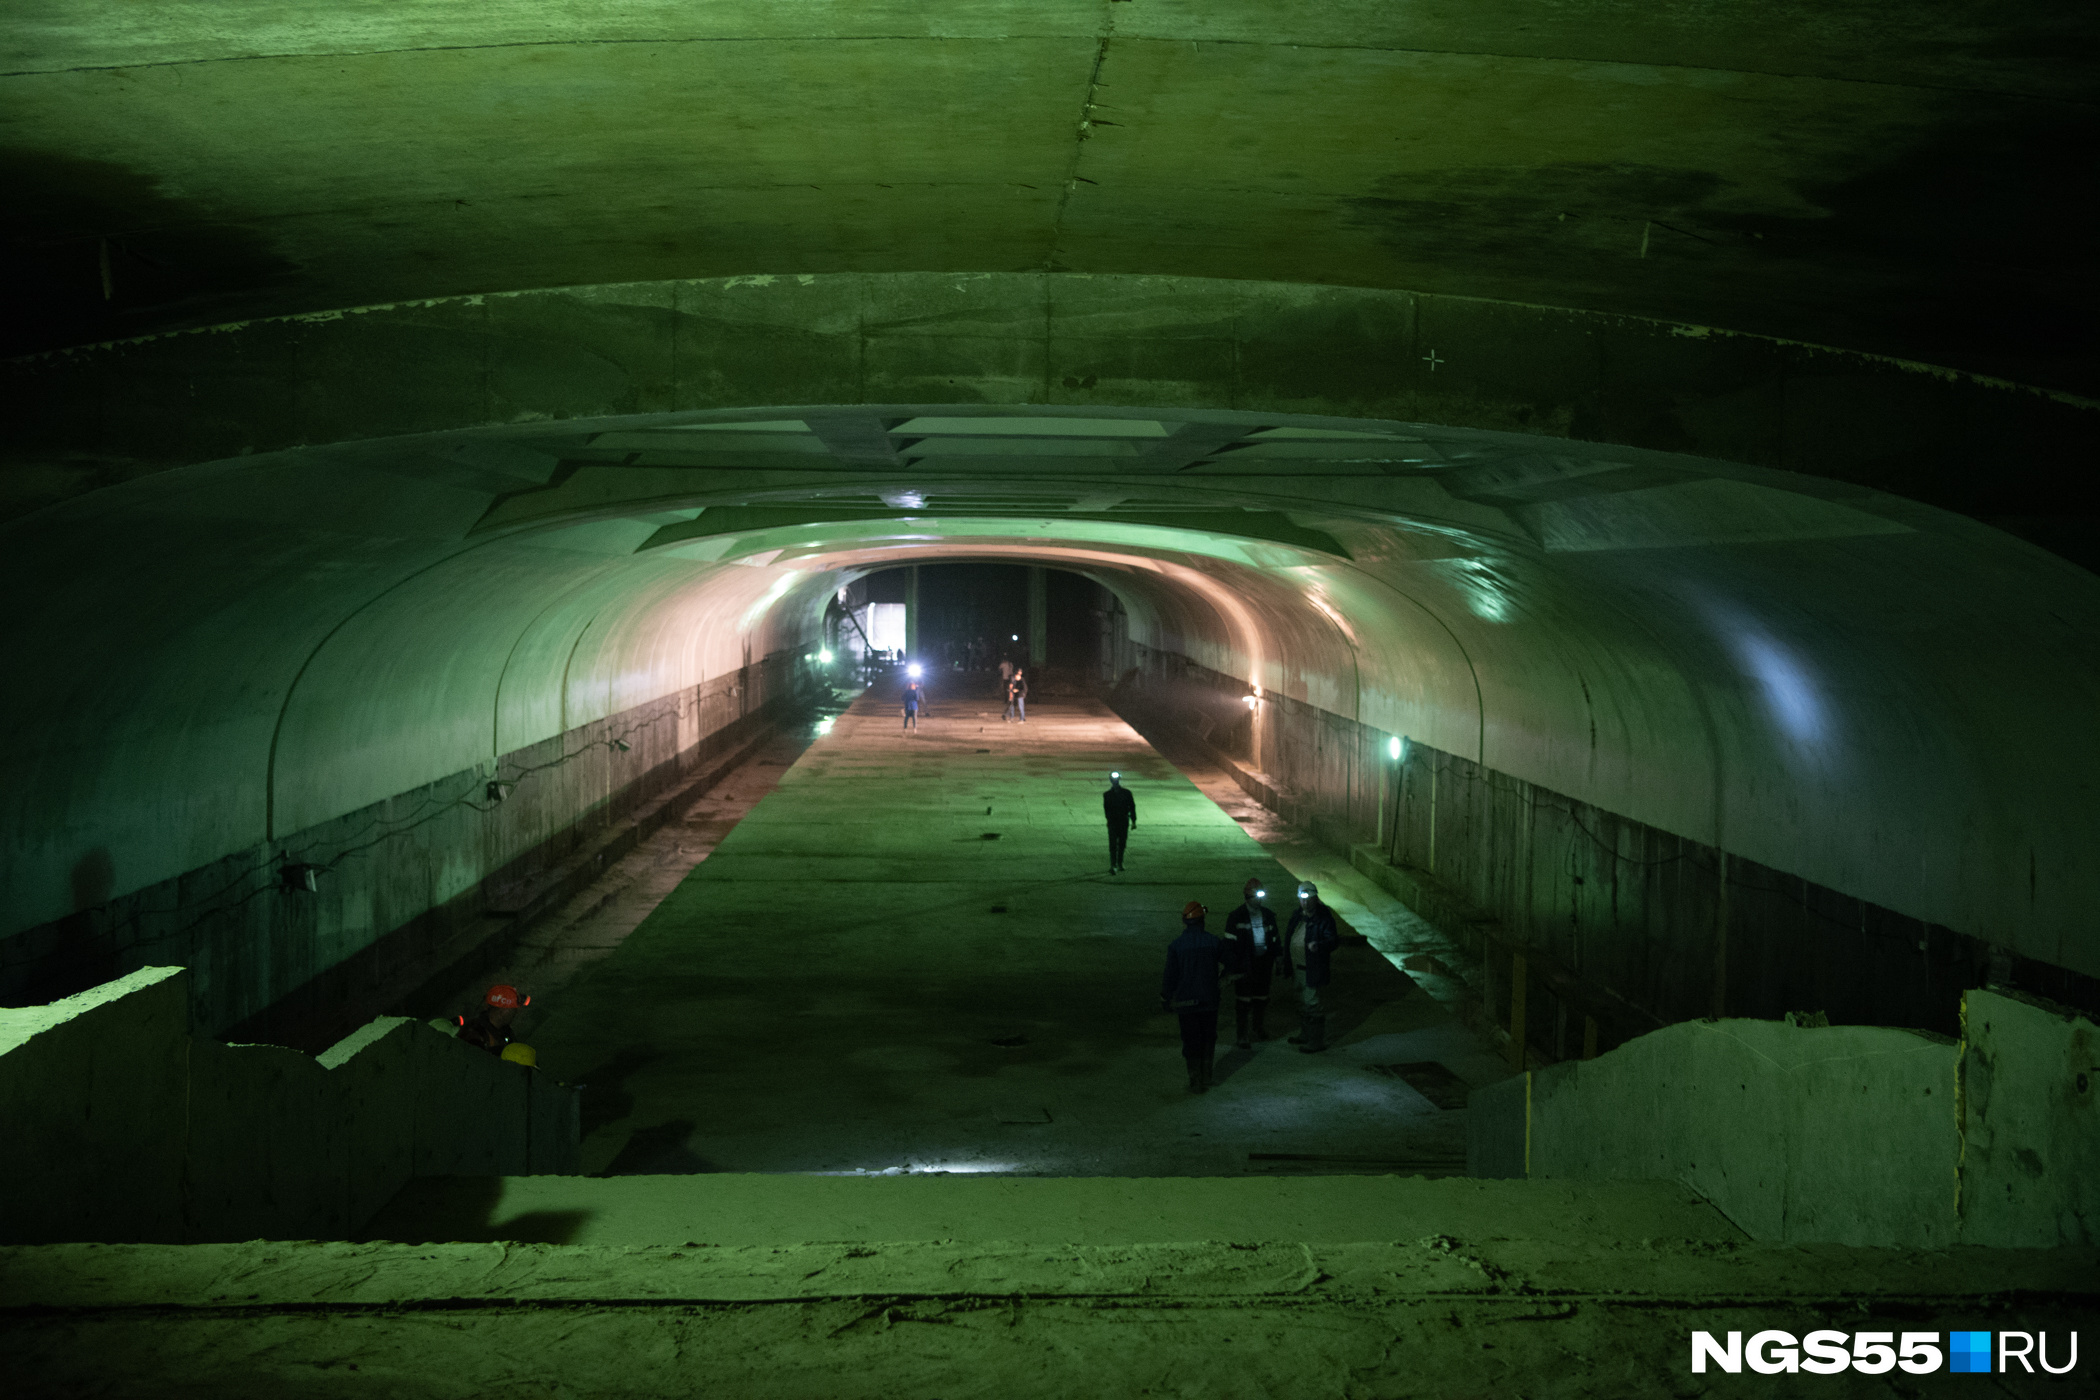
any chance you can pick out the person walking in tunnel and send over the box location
[1103,770,1137,873]
[1160,900,1228,1093]
[456,983,530,1055]
[1280,882,1340,1053]
[902,675,924,732]
[1007,667,1029,722]
[1223,878,1281,1048]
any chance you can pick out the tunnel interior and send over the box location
[5,5,2097,1389]
[8,387,2097,1059]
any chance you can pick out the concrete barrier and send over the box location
[1467,988,2096,1248]
[0,966,577,1244]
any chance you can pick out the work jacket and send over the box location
[1160,922,1228,1009]
[1223,902,1282,974]
[1283,904,1340,988]
[1103,785,1136,828]
[455,1010,512,1055]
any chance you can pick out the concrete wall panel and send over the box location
[0,968,576,1245]
[1960,989,2100,1247]
[1467,988,2098,1248]
[0,968,190,1245]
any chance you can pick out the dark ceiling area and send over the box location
[5,3,2097,392]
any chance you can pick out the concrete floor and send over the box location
[391,674,1509,1232]
[13,1220,2093,1400]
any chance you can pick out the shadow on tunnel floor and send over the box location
[597,1118,722,1176]
[357,1177,597,1245]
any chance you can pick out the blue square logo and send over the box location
[1949,1332,1992,1374]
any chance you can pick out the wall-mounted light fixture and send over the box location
[608,737,631,752]
[1389,735,1408,762]
[486,780,516,804]
[279,862,324,894]
[818,649,834,664]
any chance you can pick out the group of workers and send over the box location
[897,663,1027,733]
[459,759,1329,1102]
[1162,878,1339,1092]
[1105,770,1340,1092]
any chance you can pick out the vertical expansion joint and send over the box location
[1523,1070,1533,1179]
[1954,990,1970,1225]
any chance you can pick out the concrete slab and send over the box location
[362,1172,1738,1248]
[8,1232,2093,1400]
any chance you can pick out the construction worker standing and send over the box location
[1006,667,1029,722]
[902,677,925,732]
[1223,878,1282,1047]
[1160,900,1228,1093]
[1279,882,1340,1053]
[1103,771,1136,873]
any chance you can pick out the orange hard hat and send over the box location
[1181,900,1207,922]
[485,984,529,1009]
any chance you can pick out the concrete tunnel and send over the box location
[3,6,2098,1395]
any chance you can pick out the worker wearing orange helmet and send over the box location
[456,983,530,1055]
[1159,899,1230,1093]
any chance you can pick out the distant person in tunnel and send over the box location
[1281,882,1340,1054]
[1224,878,1281,1048]
[902,676,924,732]
[1103,771,1136,873]
[1005,667,1028,722]
[1161,900,1228,1093]
[457,983,530,1055]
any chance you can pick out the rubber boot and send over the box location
[1234,1004,1252,1050]
[1296,1016,1328,1054]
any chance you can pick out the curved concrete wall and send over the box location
[4,274,2097,1022]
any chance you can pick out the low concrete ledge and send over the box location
[1467,988,2098,1249]
[0,966,578,1245]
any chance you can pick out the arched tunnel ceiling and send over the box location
[474,406,1918,560]
[7,2,2097,390]
[7,391,2099,982]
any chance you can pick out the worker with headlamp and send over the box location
[1280,881,1341,1053]
[902,668,925,732]
[1103,770,1136,873]
[1223,877,1282,1047]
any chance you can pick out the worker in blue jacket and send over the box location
[1160,899,1229,1092]
[1280,881,1341,1053]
